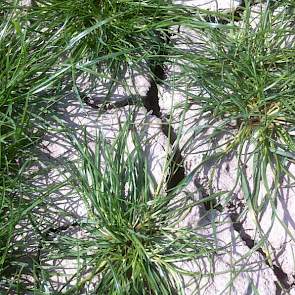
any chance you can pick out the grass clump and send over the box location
[45,121,212,294]
[188,3,294,153]
[180,2,295,190]
[0,1,64,282]
[0,8,34,275]
[0,4,62,176]
[29,0,205,78]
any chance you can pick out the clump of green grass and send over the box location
[0,2,218,292]
[29,0,213,82]
[30,0,188,59]
[179,2,295,194]
[0,5,63,176]
[0,1,65,282]
[0,8,33,275]
[43,121,213,294]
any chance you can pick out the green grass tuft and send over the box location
[178,2,295,202]
[44,121,213,295]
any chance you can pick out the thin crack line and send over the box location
[228,203,294,293]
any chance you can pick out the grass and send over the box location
[29,0,193,76]
[168,1,295,275]
[0,0,65,284]
[0,4,36,277]
[37,120,212,294]
[1,1,215,293]
[177,1,295,208]
[1,0,295,294]
[28,0,222,103]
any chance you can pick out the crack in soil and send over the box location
[228,203,294,293]
[83,95,138,111]
[143,78,161,117]
[196,179,294,293]
[144,31,185,191]
[143,78,185,191]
